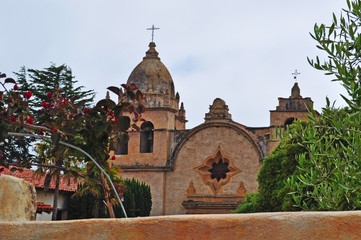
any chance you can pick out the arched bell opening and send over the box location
[140,121,154,153]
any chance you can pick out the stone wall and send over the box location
[166,123,262,214]
[0,175,37,221]
[1,212,361,239]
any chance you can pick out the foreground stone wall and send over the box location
[0,175,36,221]
[1,211,361,239]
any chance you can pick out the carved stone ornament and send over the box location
[195,146,240,194]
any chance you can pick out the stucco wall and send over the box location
[166,124,262,215]
[36,191,71,221]
[2,212,361,240]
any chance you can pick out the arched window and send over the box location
[115,141,128,155]
[140,121,154,153]
[284,117,296,129]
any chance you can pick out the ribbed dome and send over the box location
[127,42,175,98]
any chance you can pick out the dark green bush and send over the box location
[234,122,306,213]
[69,178,152,219]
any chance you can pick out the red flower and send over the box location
[84,108,89,114]
[42,101,47,108]
[47,92,52,99]
[9,115,16,122]
[111,156,116,160]
[23,91,32,99]
[130,83,138,90]
[26,117,34,124]
[50,128,56,134]
[13,84,18,90]
[37,130,44,136]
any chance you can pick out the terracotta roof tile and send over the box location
[1,167,78,192]
[36,202,53,214]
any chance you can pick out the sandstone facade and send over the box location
[0,174,37,221]
[112,42,314,216]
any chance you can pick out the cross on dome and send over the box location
[146,25,160,42]
[292,70,300,82]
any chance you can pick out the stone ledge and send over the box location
[1,211,361,239]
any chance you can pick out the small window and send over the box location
[140,121,154,153]
[115,141,128,155]
[284,117,296,129]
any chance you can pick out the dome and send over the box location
[127,42,175,98]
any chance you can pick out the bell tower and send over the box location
[113,42,187,166]
[269,81,314,152]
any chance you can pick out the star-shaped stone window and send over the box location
[209,159,230,182]
[196,146,240,194]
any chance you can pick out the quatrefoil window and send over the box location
[209,159,230,182]
[196,146,240,194]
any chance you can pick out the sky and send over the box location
[1,0,349,129]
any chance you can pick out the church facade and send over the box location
[112,42,314,216]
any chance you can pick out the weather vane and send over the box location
[146,25,160,42]
[292,70,300,82]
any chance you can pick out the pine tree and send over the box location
[14,64,95,117]
[11,63,96,220]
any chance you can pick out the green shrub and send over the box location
[234,126,305,213]
[69,178,152,219]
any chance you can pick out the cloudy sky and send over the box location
[1,1,349,128]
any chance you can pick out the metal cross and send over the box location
[292,70,301,82]
[146,25,160,42]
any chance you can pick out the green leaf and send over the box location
[4,78,16,84]
[96,99,116,109]
[136,105,146,114]
[118,116,130,132]
[113,105,124,118]
[107,86,121,96]
[0,127,8,141]
[117,133,129,145]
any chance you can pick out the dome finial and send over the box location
[290,70,302,98]
[290,82,301,98]
[144,42,160,60]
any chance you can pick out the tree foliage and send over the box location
[0,68,146,218]
[14,64,95,117]
[236,0,361,213]
[234,122,306,213]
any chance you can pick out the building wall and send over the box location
[269,111,310,152]
[165,124,262,215]
[36,190,71,221]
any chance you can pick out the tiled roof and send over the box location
[37,202,53,214]
[1,167,78,192]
